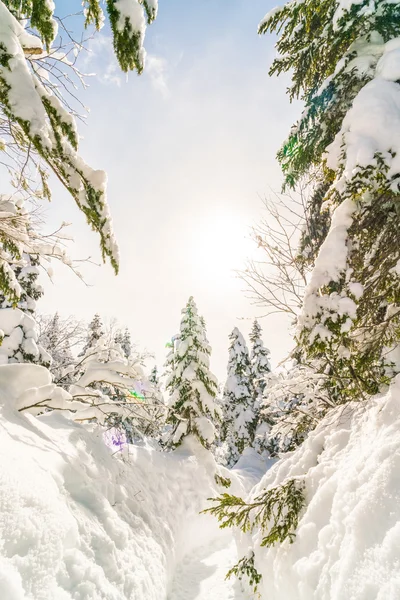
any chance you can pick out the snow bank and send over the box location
[239,378,400,599]
[0,370,252,600]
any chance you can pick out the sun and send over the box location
[188,209,253,282]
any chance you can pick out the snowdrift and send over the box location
[0,364,256,600]
[240,376,400,600]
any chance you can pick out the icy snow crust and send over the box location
[0,365,253,600]
[240,378,400,600]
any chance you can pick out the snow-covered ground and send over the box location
[168,535,246,600]
[238,376,400,600]
[0,364,265,600]
[2,362,399,600]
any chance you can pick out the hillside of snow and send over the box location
[0,363,265,600]
[1,363,400,600]
[238,376,400,600]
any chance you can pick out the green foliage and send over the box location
[83,0,104,29]
[259,0,400,405]
[0,0,160,291]
[107,0,145,73]
[226,552,262,595]
[214,473,231,488]
[30,0,57,49]
[4,0,56,48]
[204,479,305,589]
[203,478,305,546]
[260,0,400,189]
[142,0,157,24]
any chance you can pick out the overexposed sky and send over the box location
[39,0,302,380]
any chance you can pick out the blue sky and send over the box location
[40,0,302,378]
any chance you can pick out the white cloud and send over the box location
[145,53,169,97]
[81,34,122,86]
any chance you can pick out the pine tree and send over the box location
[165,297,220,449]
[221,328,255,467]
[259,0,400,404]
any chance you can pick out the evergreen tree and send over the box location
[149,365,159,387]
[249,319,271,406]
[114,329,124,347]
[165,297,220,449]
[39,312,72,381]
[121,328,132,359]
[221,328,255,467]
[81,314,104,356]
[0,198,50,366]
[259,0,400,405]
[0,2,160,286]
[249,320,273,456]
[143,365,166,439]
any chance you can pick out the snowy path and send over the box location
[168,532,248,600]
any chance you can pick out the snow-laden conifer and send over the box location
[221,327,255,467]
[165,297,220,449]
[260,0,400,405]
[143,365,166,438]
[250,320,271,406]
[81,314,104,357]
[121,328,132,359]
[249,320,273,456]
[0,2,160,278]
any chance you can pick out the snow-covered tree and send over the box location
[165,297,220,449]
[37,313,86,384]
[121,328,132,359]
[221,327,255,467]
[0,1,160,284]
[250,320,271,406]
[249,320,273,456]
[0,196,76,367]
[70,334,153,436]
[260,0,400,404]
[81,314,104,356]
[142,366,166,439]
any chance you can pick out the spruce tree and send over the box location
[249,319,271,406]
[221,328,255,467]
[249,320,273,456]
[259,0,400,404]
[143,366,166,438]
[81,314,104,356]
[121,328,132,359]
[165,297,220,449]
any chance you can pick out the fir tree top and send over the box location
[226,327,251,379]
[250,320,271,377]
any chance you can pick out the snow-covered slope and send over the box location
[0,364,260,600]
[240,376,400,600]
